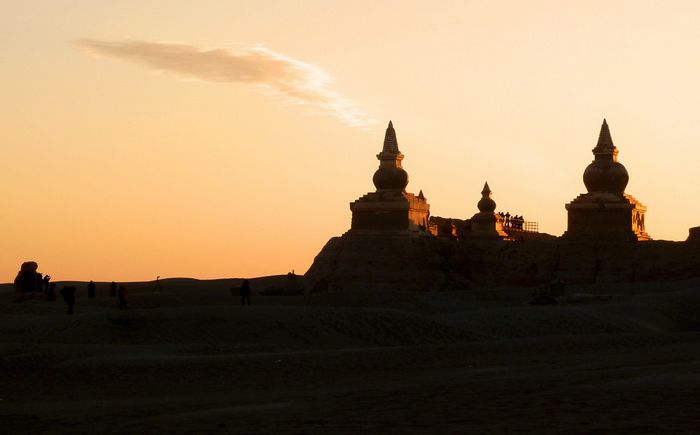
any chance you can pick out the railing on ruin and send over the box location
[504,221,539,233]
[524,221,538,233]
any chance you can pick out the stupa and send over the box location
[349,121,430,235]
[467,182,508,239]
[564,119,650,241]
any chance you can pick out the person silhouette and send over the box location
[155,276,161,292]
[60,285,76,314]
[47,282,57,302]
[117,285,128,310]
[87,280,96,299]
[240,279,251,306]
[43,275,51,294]
[505,212,511,228]
[110,281,117,297]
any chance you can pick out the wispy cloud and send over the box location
[77,39,375,128]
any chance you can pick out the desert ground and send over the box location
[2,277,700,434]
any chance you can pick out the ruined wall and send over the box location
[305,234,700,292]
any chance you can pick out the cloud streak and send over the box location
[77,39,374,128]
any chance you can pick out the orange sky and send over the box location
[3,0,700,282]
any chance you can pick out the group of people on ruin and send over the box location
[498,212,525,230]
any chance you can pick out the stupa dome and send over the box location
[477,182,497,212]
[373,166,408,190]
[373,121,409,191]
[583,160,629,193]
[582,119,629,194]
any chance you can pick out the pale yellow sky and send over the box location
[3,0,700,281]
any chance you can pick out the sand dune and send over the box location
[3,277,700,433]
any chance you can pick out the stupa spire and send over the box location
[382,120,400,154]
[583,118,629,193]
[481,182,492,196]
[477,181,496,213]
[373,120,408,191]
[593,118,617,158]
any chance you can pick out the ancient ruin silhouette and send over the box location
[350,121,430,234]
[305,119,700,292]
[467,182,508,239]
[564,119,650,241]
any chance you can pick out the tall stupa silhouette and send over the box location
[350,121,430,234]
[467,182,508,239]
[564,119,650,241]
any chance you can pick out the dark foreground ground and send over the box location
[2,278,700,433]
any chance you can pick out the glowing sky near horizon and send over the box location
[3,0,700,282]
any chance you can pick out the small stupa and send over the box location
[467,182,508,239]
[349,121,430,235]
[564,119,650,241]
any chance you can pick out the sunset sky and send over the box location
[4,0,700,281]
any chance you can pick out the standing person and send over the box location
[60,285,76,314]
[47,283,57,302]
[87,280,96,299]
[110,281,117,297]
[43,275,51,295]
[155,276,161,292]
[240,279,251,306]
[117,285,128,310]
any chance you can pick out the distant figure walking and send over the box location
[47,283,57,302]
[155,276,161,292]
[43,275,51,294]
[110,281,117,297]
[240,279,251,306]
[87,280,96,299]
[118,285,128,310]
[60,285,76,314]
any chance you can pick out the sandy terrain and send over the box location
[2,277,700,433]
